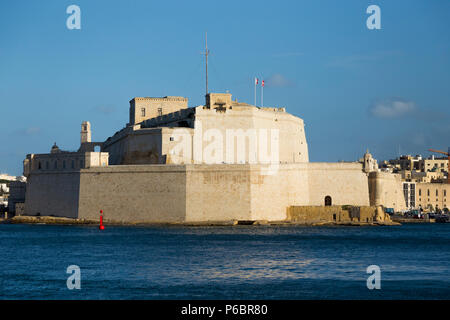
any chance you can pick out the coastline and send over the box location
[0,215,401,227]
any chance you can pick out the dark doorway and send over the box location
[325,196,332,206]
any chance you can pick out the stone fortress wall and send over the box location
[24,162,370,223]
[368,172,405,212]
[21,92,405,223]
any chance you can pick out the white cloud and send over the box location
[23,127,41,135]
[265,73,294,88]
[370,99,416,119]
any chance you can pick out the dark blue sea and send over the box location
[0,223,449,299]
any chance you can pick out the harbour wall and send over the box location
[24,162,370,223]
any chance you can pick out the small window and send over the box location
[158,108,163,116]
[170,137,174,141]
[72,160,75,169]
[54,161,57,169]
[80,160,84,168]
[141,108,146,117]
[46,161,49,170]
[444,190,447,197]
[63,160,66,169]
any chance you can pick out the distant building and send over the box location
[415,183,449,212]
[8,180,26,214]
[380,154,449,211]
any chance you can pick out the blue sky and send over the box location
[1,0,449,175]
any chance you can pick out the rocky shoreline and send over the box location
[1,215,400,226]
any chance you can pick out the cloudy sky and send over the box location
[1,0,449,175]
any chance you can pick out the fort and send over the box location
[19,92,404,224]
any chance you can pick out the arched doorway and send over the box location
[325,196,332,206]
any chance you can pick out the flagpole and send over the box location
[254,78,257,106]
[261,80,264,107]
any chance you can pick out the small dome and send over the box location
[50,142,60,153]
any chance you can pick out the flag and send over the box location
[255,78,258,85]
[262,80,265,87]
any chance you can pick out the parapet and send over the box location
[131,96,188,102]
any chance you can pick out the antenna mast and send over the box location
[203,32,209,96]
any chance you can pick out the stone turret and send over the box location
[81,121,91,144]
[361,149,378,173]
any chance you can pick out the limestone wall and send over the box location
[193,106,309,164]
[129,96,188,125]
[287,206,347,224]
[24,171,80,218]
[77,165,187,223]
[368,172,406,212]
[286,205,388,224]
[23,162,374,223]
[185,165,252,222]
[307,162,370,207]
[249,164,310,221]
[103,128,165,165]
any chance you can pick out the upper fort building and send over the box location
[21,92,404,223]
[102,93,308,166]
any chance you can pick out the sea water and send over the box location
[0,223,449,299]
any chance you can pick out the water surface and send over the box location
[0,223,449,299]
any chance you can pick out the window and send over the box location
[72,160,75,169]
[54,161,57,169]
[38,161,42,170]
[410,184,415,208]
[436,190,439,197]
[444,190,447,197]
[80,160,84,168]
[158,108,163,116]
[170,137,174,141]
[63,160,66,169]
[419,189,422,196]
[46,161,49,170]
[403,184,409,207]
[141,108,146,117]
[427,189,430,196]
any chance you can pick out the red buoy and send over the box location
[99,210,105,230]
